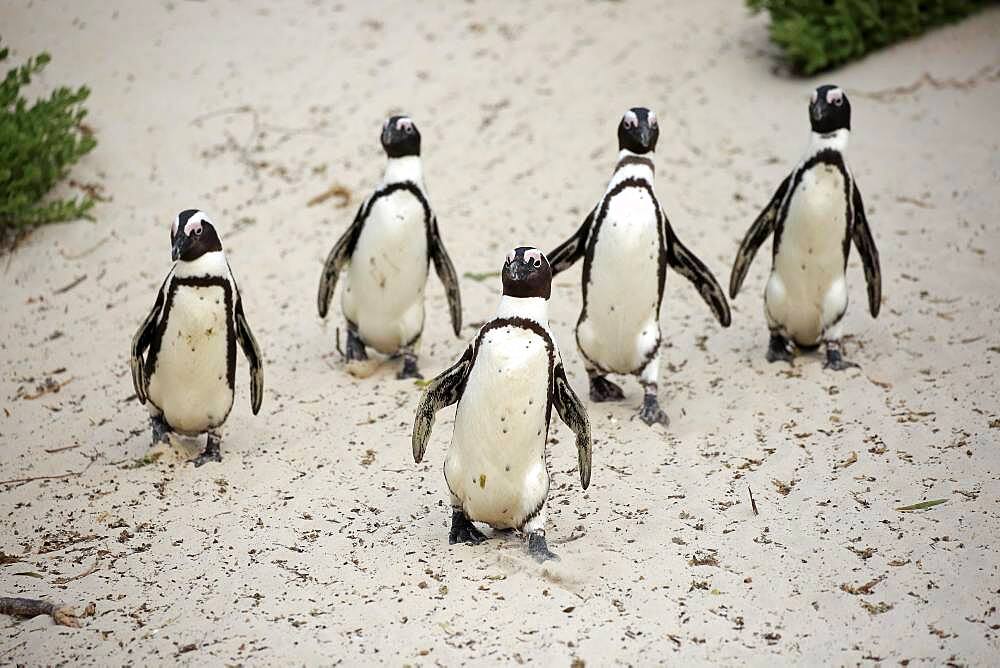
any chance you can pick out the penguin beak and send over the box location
[811,103,824,123]
[506,259,532,282]
[638,125,652,149]
[171,233,190,261]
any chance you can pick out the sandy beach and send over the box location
[1,1,999,664]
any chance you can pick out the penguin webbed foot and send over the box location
[823,343,859,371]
[150,415,171,446]
[396,353,423,380]
[637,393,670,427]
[766,333,795,364]
[344,327,368,362]
[192,432,222,467]
[589,375,624,403]
[449,509,487,545]
[526,531,559,563]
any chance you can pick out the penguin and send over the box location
[130,209,263,466]
[317,115,462,379]
[547,107,731,427]
[728,85,881,369]
[412,247,592,562]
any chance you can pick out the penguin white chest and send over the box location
[147,284,234,435]
[769,164,850,345]
[342,191,429,354]
[446,326,551,529]
[579,187,661,374]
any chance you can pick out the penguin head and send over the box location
[381,115,421,158]
[617,107,659,154]
[170,209,222,262]
[502,246,552,300]
[809,85,851,134]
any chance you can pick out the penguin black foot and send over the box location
[637,392,670,427]
[397,353,423,380]
[526,531,559,563]
[150,415,171,445]
[823,344,859,371]
[766,333,794,364]
[449,509,486,545]
[589,375,625,403]
[345,326,368,362]
[192,432,222,467]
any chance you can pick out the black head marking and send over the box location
[617,107,659,154]
[502,246,552,300]
[809,85,851,134]
[170,209,222,262]
[381,115,421,158]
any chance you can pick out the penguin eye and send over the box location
[533,259,541,268]
[832,96,844,107]
[193,226,203,236]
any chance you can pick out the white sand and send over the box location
[1,1,999,664]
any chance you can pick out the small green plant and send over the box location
[748,0,995,74]
[0,40,97,228]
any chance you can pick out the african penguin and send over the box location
[548,107,732,427]
[130,209,264,466]
[729,85,882,369]
[317,115,462,379]
[412,247,592,563]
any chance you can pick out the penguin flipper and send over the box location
[547,207,595,276]
[552,362,592,490]
[412,344,474,463]
[851,185,882,318]
[428,215,463,337]
[234,296,264,415]
[729,174,791,298]
[317,201,368,318]
[664,216,732,328]
[130,276,168,404]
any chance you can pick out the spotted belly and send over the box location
[147,284,234,435]
[578,188,661,374]
[445,326,551,529]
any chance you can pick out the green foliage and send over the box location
[0,41,97,228]
[748,0,995,74]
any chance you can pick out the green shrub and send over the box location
[748,0,995,74]
[0,40,97,228]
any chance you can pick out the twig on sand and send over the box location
[53,274,88,294]
[44,444,81,454]
[52,560,99,585]
[59,236,110,260]
[307,184,352,208]
[856,65,1000,102]
[0,597,81,627]
[0,470,83,488]
[19,376,74,400]
[748,486,759,516]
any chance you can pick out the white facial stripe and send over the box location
[826,88,843,104]
[183,211,210,236]
[506,249,517,264]
[171,216,179,237]
[647,109,657,126]
[395,117,414,132]
[811,90,818,104]
[623,110,638,129]
[523,249,543,265]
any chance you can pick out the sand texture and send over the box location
[1,1,999,664]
